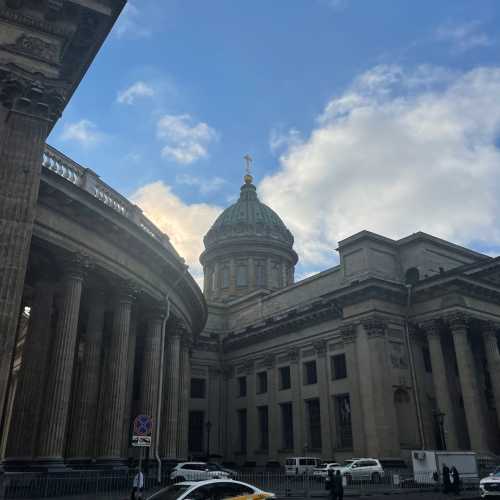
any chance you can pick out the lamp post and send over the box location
[206,420,212,459]
[433,410,446,450]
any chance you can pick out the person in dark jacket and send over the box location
[333,470,344,500]
[450,466,460,495]
[442,464,451,494]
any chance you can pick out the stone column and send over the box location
[229,258,236,296]
[162,319,182,459]
[66,290,107,461]
[98,283,135,463]
[138,308,165,458]
[208,367,221,456]
[482,322,500,431]
[420,320,459,450]
[122,313,138,457]
[0,76,63,424]
[265,355,278,461]
[220,365,232,460]
[245,361,257,460]
[314,340,333,459]
[361,318,399,457]
[340,324,366,456]
[448,313,489,452]
[177,339,191,460]
[36,256,86,464]
[289,348,304,454]
[4,278,55,463]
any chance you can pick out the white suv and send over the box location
[338,458,384,482]
[169,462,231,482]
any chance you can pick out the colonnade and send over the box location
[1,252,192,468]
[420,313,500,453]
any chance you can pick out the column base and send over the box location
[30,458,68,472]
[95,458,128,470]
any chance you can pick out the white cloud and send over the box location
[157,114,218,165]
[176,174,227,194]
[435,21,492,52]
[113,2,151,39]
[260,65,500,269]
[60,119,104,148]
[270,127,303,155]
[117,81,155,105]
[130,181,222,285]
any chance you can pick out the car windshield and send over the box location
[493,472,500,478]
[154,484,190,500]
[207,464,220,471]
[342,461,354,467]
[286,459,295,465]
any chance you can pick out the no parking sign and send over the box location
[132,414,152,447]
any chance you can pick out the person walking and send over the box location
[450,466,460,495]
[333,470,344,500]
[131,467,144,500]
[442,463,451,494]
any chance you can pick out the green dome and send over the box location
[204,180,294,248]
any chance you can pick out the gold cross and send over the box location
[243,154,252,176]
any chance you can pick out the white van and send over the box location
[285,457,322,476]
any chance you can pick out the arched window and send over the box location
[255,262,266,286]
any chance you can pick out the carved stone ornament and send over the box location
[262,354,276,368]
[446,312,469,332]
[313,340,327,357]
[361,318,387,338]
[419,319,441,338]
[340,324,356,344]
[288,347,300,363]
[242,359,254,374]
[60,252,91,280]
[7,34,59,64]
[0,66,66,121]
[114,278,139,303]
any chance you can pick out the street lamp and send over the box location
[433,410,446,450]
[206,420,212,459]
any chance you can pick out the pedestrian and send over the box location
[326,470,334,497]
[442,463,451,494]
[131,467,144,500]
[450,466,460,495]
[333,470,344,500]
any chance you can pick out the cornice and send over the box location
[223,297,342,351]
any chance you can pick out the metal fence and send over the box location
[0,470,480,499]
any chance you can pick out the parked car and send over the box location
[148,479,275,500]
[480,471,500,498]
[337,458,385,482]
[313,463,341,479]
[285,457,322,476]
[170,462,231,482]
[208,463,238,479]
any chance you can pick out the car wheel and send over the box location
[372,472,381,483]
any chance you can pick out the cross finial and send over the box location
[243,154,252,176]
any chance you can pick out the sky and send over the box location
[48,0,500,285]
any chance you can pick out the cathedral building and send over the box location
[188,171,500,464]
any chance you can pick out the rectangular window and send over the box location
[257,371,268,394]
[304,360,317,385]
[188,410,204,452]
[238,376,247,397]
[280,402,294,450]
[306,398,322,449]
[258,406,269,450]
[221,266,230,289]
[255,263,266,286]
[335,393,353,449]
[422,347,432,373]
[279,366,291,390]
[238,409,247,453]
[236,265,248,287]
[331,353,347,380]
[190,378,206,398]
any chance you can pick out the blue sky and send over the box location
[48,0,500,283]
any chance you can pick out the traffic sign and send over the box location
[132,414,152,447]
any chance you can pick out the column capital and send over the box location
[60,252,91,281]
[114,279,138,303]
[313,339,327,358]
[339,323,357,344]
[288,347,300,364]
[482,321,500,338]
[262,354,276,368]
[0,66,67,121]
[446,312,470,332]
[361,317,387,338]
[419,319,442,338]
[168,313,188,338]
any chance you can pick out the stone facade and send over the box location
[189,181,500,464]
